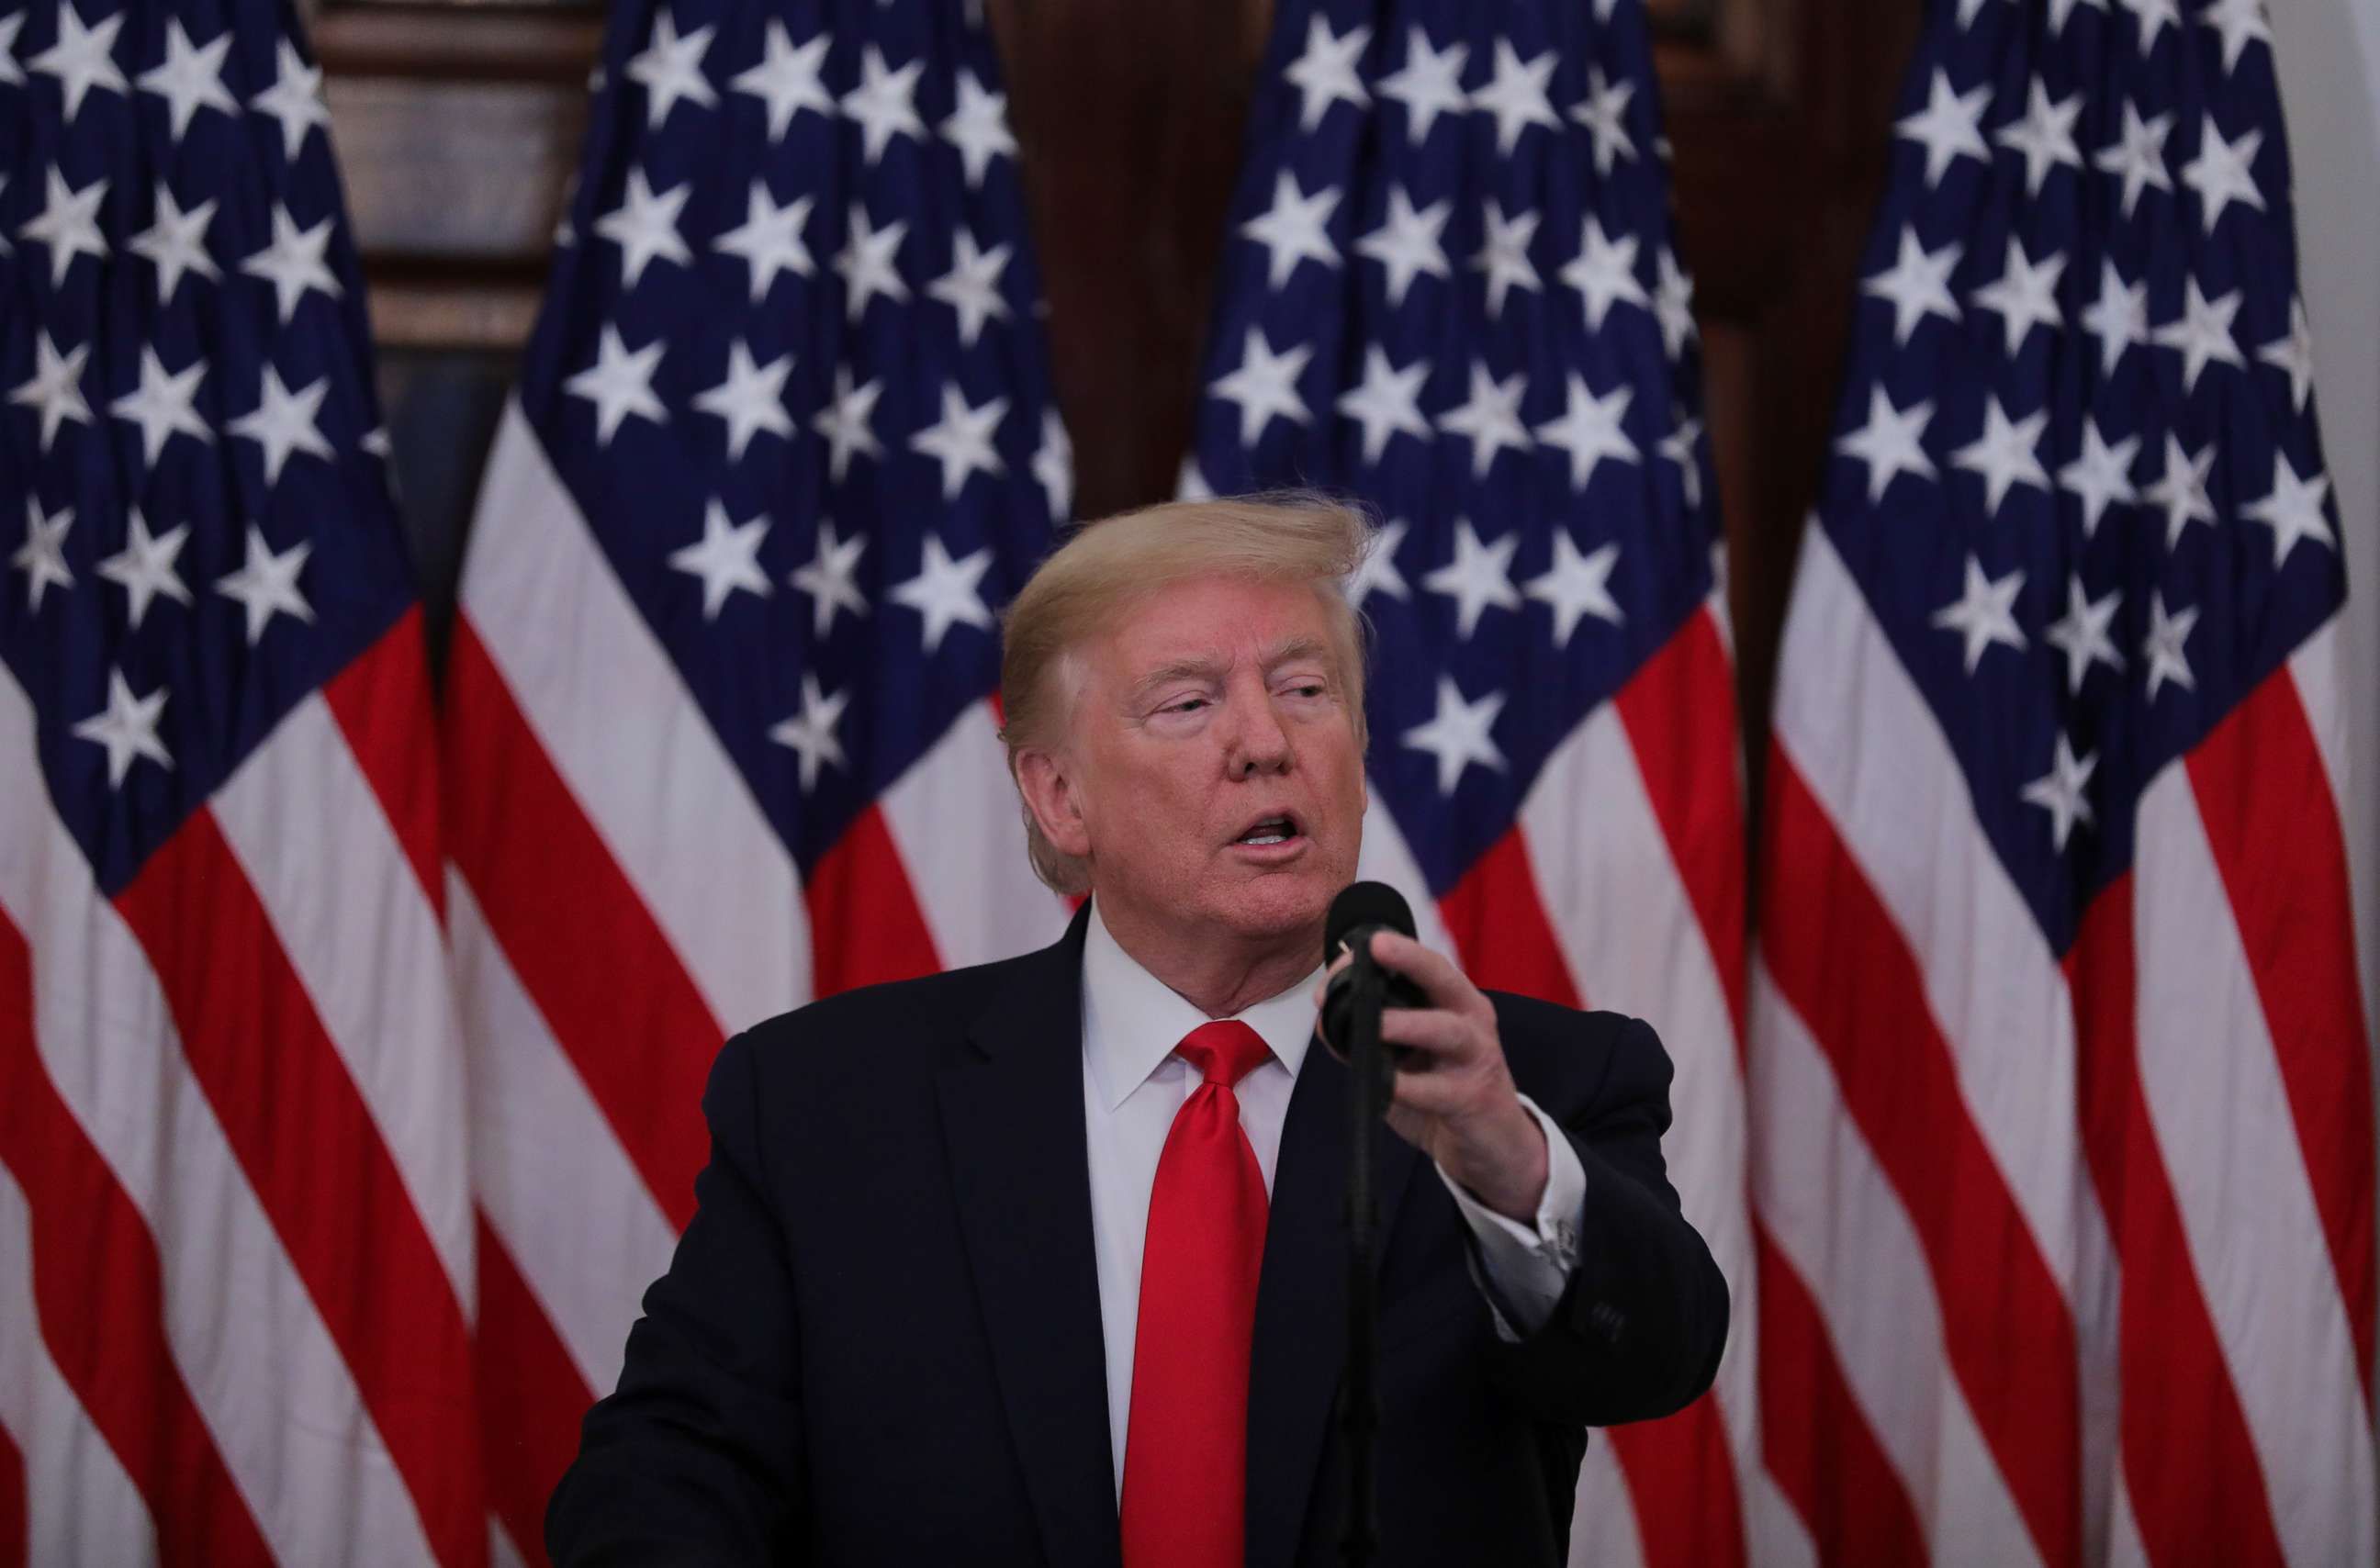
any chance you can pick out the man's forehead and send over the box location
[1108,576,1331,648]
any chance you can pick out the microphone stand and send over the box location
[1337,947,1387,1568]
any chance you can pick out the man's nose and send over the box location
[1226,686,1293,778]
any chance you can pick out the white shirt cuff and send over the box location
[1433,1092,1587,1340]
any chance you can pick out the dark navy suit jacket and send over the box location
[547,904,1727,1566]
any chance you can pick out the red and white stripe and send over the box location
[1366,596,1779,1568]
[1752,524,2375,1568]
[446,410,1074,1563]
[0,1103,160,1567]
[0,613,484,1567]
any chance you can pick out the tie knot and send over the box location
[1175,1019,1271,1089]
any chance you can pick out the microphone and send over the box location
[1320,881,1428,1077]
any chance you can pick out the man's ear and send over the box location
[1016,748,1094,859]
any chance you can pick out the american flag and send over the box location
[1184,3,1762,1566]
[444,0,1072,1556]
[1753,0,2374,1564]
[0,2,482,1564]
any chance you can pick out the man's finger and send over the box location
[1387,1067,1471,1117]
[1377,1007,1475,1060]
[1365,929,1481,1011]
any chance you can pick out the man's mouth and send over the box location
[1232,813,1301,847]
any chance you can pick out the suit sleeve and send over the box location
[1436,1093,1590,1337]
[1484,1014,1730,1428]
[546,1030,804,1568]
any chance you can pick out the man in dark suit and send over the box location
[548,495,1728,1566]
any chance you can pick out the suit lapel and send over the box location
[1243,1037,1423,1568]
[937,906,1123,1568]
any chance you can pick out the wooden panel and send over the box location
[983,0,1274,521]
[364,281,545,349]
[312,7,604,76]
[331,75,585,262]
[318,4,599,351]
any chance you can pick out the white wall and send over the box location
[2271,0,2380,1036]
[2269,0,2380,1417]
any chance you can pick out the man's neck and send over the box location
[1094,897,1321,1020]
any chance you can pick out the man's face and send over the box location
[1045,574,1366,949]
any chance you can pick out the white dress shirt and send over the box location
[1079,900,1588,1498]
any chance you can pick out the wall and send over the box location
[2270,0,2380,1039]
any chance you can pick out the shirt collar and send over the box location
[1081,897,1325,1112]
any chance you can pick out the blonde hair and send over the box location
[998,490,1377,895]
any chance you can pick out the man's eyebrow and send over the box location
[1125,639,1339,704]
[1262,636,1332,670]
[1126,654,1227,702]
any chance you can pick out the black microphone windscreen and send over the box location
[1324,881,1416,961]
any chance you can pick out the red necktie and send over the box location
[1118,1019,1274,1568]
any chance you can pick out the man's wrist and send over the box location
[1456,1100,1550,1226]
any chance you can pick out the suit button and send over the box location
[1588,1301,1625,1345]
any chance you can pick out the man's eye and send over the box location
[1166,698,1207,714]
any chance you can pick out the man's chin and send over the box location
[1208,863,1337,938]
